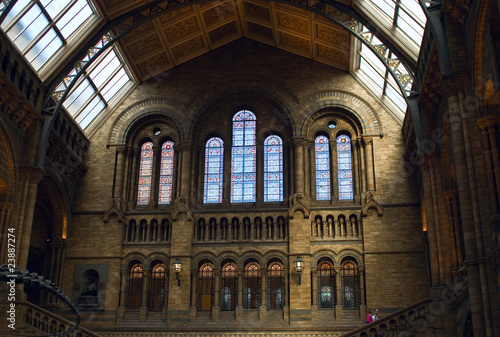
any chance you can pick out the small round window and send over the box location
[328,120,337,129]
[153,127,162,136]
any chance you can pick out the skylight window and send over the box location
[357,29,408,114]
[61,46,132,129]
[1,0,94,71]
[369,0,426,46]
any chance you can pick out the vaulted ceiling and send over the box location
[97,0,352,81]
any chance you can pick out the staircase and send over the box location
[340,299,432,337]
[11,301,101,337]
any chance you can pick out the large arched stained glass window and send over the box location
[158,141,174,204]
[264,135,283,202]
[198,263,214,311]
[127,264,143,309]
[337,135,353,200]
[268,262,285,310]
[149,263,166,310]
[221,262,237,311]
[231,110,256,203]
[315,135,331,201]
[318,261,335,308]
[204,137,224,203]
[244,262,261,309]
[137,142,153,205]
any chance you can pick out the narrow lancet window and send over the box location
[264,135,283,202]
[204,137,224,203]
[231,110,256,203]
[315,135,331,200]
[337,135,353,200]
[158,141,174,204]
[137,142,153,205]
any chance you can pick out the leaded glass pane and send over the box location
[315,135,331,200]
[158,141,174,205]
[204,137,224,203]
[231,110,256,203]
[268,263,284,310]
[137,142,153,205]
[264,135,283,202]
[337,135,353,200]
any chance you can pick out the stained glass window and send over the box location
[221,263,237,311]
[158,141,174,204]
[127,264,143,309]
[204,137,224,203]
[149,264,166,310]
[198,263,214,311]
[137,142,153,205]
[337,135,353,200]
[231,110,256,203]
[244,263,261,309]
[268,262,284,310]
[318,261,335,308]
[264,135,283,202]
[315,135,331,200]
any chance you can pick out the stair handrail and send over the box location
[341,298,433,337]
[18,300,101,337]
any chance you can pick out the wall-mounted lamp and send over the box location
[294,256,304,285]
[172,258,183,286]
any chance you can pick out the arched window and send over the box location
[137,142,153,205]
[341,259,360,309]
[315,135,331,201]
[221,262,237,311]
[244,262,261,309]
[337,135,353,200]
[149,263,166,310]
[231,110,256,203]
[158,141,174,204]
[264,135,283,202]
[198,263,214,311]
[268,262,285,310]
[127,264,143,309]
[317,260,335,308]
[204,137,224,203]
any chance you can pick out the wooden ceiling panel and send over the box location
[107,0,352,81]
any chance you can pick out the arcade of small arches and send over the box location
[119,253,363,315]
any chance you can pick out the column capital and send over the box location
[20,167,44,184]
[116,145,126,154]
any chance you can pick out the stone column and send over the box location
[309,143,316,199]
[236,269,243,322]
[293,138,305,194]
[139,270,150,321]
[260,267,267,320]
[477,120,499,214]
[16,167,44,269]
[117,266,128,321]
[311,270,318,322]
[212,270,220,321]
[352,138,361,197]
[179,142,192,197]
[335,267,342,320]
[358,266,366,319]
[128,148,139,209]
[113,146,126,207]
[363,138,375,191]
[189,273,198,322]
[149,145,160,207]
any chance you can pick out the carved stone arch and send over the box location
[108,99,187,145]
[336,249,364,267]
[144,253,169,270]
[188,78,298,141]
[241,251,264,267]
[215,252,240,269]
[298,91,383,137]
[262,251,288,269]
[192,252,217,271]
[123,253,147,269]
[312,250,336,267]
[35,173,71,240]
